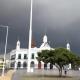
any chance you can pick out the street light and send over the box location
[0,25,9,76]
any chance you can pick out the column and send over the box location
[21,61,23,69]
[14,61,17,70]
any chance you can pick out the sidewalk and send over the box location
[0,70,15,80]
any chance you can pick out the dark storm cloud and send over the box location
[0,0,80,55]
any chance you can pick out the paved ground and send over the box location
[0,70,14,80]
[12,69,80,80]
[0,69,8,76]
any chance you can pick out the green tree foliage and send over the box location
[37,48,80,76]
[37,50,50,63]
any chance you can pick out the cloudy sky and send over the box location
[0,0,80,55]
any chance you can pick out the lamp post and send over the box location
[0,25,9,76]
[27,0,33,72]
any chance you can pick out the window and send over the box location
[44,63,47,70]
[18,54,21,59]
[11,54,16,60]
[17,62,21,68]
[24,54,27,59]
[31,53,34,59]
[10,62,15,67]
[23,62,27,68]
[30,61,34,67]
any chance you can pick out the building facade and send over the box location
[10,35,71,70]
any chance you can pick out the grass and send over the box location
[22,75,80,80]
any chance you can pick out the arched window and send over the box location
[50,63,53,69]
[17,62,21,68]
[23,62,27,68]
[44,63,47,70]
[31,53,34,59]
[10,62,15,68]
[38,61,41,69]
[30,61,35,67]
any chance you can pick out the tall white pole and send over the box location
[27,0,33,72]
[2,26,8,76]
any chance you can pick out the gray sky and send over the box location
[0,0,80,55]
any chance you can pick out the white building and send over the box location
[10,34,71,70]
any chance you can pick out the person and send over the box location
[64,70,67,76]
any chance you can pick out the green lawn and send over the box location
[22,76,80,80]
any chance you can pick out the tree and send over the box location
[72,56,80,69]
[53,48,77,76]
[37,50,50,63]
[37,48,80,77]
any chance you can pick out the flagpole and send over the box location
[27,0,33,72]
[2,26,8,76]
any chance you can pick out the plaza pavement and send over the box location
[0,69,80,80]
[0,70,15,80]
[12,69,80,80]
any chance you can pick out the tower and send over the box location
[66,43,71,69]
[43,35,48,43]
[40,34,51,50]
[16,40,20,50]
[66,43,70,51]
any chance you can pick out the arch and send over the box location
[17,62,21,68]
[30,61,35,68]
[10,62,15,68]
[44,63,47,70]
[50,63,53,69]
[38,61,41,69]
[23,62,27,68]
